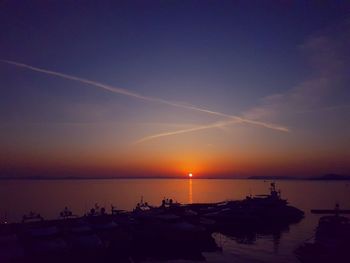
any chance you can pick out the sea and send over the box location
[0,179,349,263]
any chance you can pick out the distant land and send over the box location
[0,176,187,180]
[248,174,350,181]
[0,173,350,180]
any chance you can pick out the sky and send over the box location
[0,1,349,178]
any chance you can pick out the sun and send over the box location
[188,173,193,178]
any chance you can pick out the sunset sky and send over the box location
[1,1,349,178]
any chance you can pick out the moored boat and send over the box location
[196,182,304,226]
[19,212,68,257]
[295,204,350,263]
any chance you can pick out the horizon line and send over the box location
[0,174,348,180]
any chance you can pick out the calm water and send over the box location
[1,179,349,262]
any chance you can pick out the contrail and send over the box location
[1,59,289,132]
[134,119,240,144]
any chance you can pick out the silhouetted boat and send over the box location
[19,213,68,257]
[189,182,304,226]
[59,207,77,219]
[0,191,305,262]
[176,182,305,246]
[160,197,181,209]
[133,196,155,213]
[21,211,43,223]
[295,204,350,263]
[131,200,219,261]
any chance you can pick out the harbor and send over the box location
[1,2,349,262]
[0,182,308,262]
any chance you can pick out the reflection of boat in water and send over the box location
[184,183,304,245]
[295,204,350,263]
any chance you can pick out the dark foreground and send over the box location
[295,204,350,263]
[0,184,305,263]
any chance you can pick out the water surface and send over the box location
[1,179,349,262]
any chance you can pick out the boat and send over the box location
[160,198,181,209]
[199,182,304,225]
[245,182,288,206]
[0,193,305,262]
[21,211,43,223]
[59,207,77,219]
[19,212,68,257]
[111,205,125,215]
[179,183,304,244]
[295,204,350,263]
[130,202,219,261]
[85,203,108,217]
[133,196,155,213]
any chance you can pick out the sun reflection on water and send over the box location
[188,178,193,203]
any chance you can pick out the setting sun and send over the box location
[188,173,193,178]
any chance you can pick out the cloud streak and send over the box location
[1,59,289,133]
[138,19,350,143]
[243,19,350,123]
[135,119,240,144]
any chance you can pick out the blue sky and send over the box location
[0,1,349,177]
